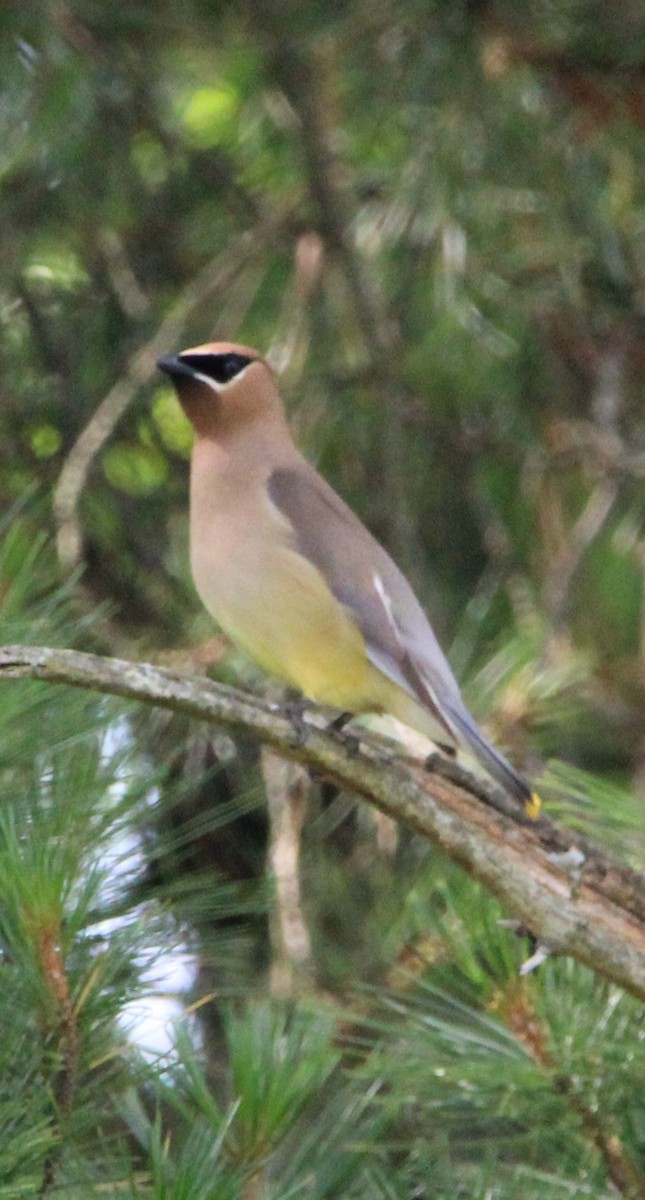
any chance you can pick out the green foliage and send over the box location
[355,909,645,1197]
[118,1008,387,1200]
[1,2,644,1196]
[1,512,644,1195]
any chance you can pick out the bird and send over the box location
[157,342,538,813]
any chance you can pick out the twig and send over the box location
[265,34,415,569]
[262,749,314,995]
[36,920,79,1198]
[1,644,644,1001]
[96,228,151,320]
[545,476,618,628]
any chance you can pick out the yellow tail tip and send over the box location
[525,791,542,821]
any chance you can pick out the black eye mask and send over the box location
[178,353,253,384]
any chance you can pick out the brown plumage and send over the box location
[158,342,536,808]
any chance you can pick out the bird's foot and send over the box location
[424,748,462,782]
[427,742,457,763]
[327,711,360,756]
[284,696,311,747]
[328,710,353,735]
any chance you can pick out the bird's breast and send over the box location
[190,514,372,709]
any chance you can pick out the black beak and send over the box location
[157,355,196,381]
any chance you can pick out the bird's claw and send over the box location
[285,697,310,747]
[327,711,360,756]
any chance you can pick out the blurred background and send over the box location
[1,2,644,1197]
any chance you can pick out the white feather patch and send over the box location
[190,364,252,394]
[371,572,459,740]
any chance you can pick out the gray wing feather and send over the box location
[267,463,532,804]
[267,463,464,737]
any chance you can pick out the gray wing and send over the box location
[267,462,464,741]
[267,462,532,805]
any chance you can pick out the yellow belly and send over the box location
[193,541,373,710]
[192,536,456,749]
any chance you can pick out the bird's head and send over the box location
[157,342,281,436]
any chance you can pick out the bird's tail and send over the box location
[444,702,536,811]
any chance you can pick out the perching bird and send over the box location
[158,342,537,811]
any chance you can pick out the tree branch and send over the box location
[1,644,644,1000]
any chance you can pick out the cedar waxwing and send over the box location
[158,343,537,811]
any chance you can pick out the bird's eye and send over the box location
[179,353,253,384]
